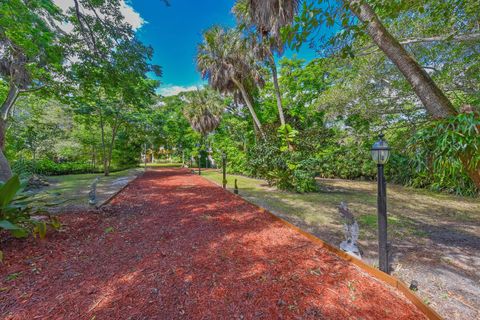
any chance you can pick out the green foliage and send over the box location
[13,159,93,176]
[0,175,61,261]
[248,140,318,192]
[277,124,298,152]
[0,0,64,89]
[182,89,225,136]
[12,158,135,177]
[405,113,479,195]
[316,142,375,180]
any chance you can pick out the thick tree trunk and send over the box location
[348,0,457,119]
[232,78,266,139]
[0,85,19,181]
[0,119,12,181]
[348,1,480,190]
[267,52,286,127]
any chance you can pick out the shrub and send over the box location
[0,175,61,261]
[248,140,318,193]
[12,158,137,177]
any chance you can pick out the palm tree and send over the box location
[182,88,224,137]
[233,0,299,129]
[196,26,266,138]
[247,0,299,40]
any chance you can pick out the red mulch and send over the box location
[0,168,427,320]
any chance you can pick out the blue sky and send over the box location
[130,0,317,96]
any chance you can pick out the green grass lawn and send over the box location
[201,169,480,252]
[30,168,144,210]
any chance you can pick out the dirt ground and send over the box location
[201,170,480,320]
[1,169,427,319]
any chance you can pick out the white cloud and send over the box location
[119,1,145,31]
[53,0,145,31]
[158,85,200,96]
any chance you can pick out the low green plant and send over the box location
[12,158,136,177]
[406,113,479,196]
[277,124,298,152]
[0,175,61,262]
[248,140,318,192]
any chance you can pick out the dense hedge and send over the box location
[210,115,479,196]
[12,158,137,177]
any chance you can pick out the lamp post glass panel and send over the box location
[371,134,391,274]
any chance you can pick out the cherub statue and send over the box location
[88,177,99,206]
[338,202,363,259]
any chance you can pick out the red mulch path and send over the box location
[1,168,427,320]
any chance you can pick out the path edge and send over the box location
[96,169,146,208]
[200,171,443,320]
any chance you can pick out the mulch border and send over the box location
[200,170,443,320]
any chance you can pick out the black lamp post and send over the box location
[196,143,201,175]
[222,152,227,189]
[371,134,391,274]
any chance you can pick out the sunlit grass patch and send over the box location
[201,170,479,245]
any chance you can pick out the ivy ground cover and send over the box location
[1,169,427,319]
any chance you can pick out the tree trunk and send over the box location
[268,51,294,150]
[347,0,457,119]
[1,85,19,120]
[98,109,109,176]
[0,119,12,182]
[348,0,480,190]
[91,144,96,169]
[267,51,286,127]
[106,114,120,175]
[232,78,266,139]
[0,85,19,181]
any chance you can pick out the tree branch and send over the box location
[18,85,46,94]
[399,32,480,45]
[356,32,480,56]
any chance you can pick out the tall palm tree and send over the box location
[196,26,266,138]
[182,88,224,137]
[233,0,300,129]
[248,0,299,40]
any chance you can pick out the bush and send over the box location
[211,137,250,175]
[12,159,94,177]
[0,175,61,261]
[12,158,137,177]
[248,140,318,193]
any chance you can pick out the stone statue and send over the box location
[88,177,99,206]
[338,202,362,259]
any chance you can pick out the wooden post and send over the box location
[222,153,227,189]
[198,155,201,175]
[144,143,147,169]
